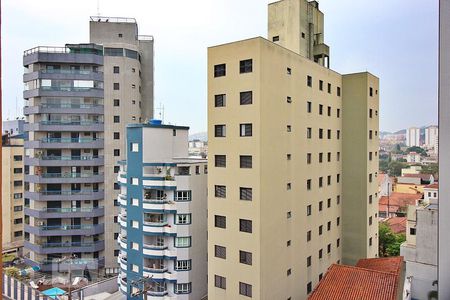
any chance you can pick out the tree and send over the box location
[421,163,439,175]
[379,222,406,257]
[387,161,408,176]
[406,146,427,157]
[379,159,389,173]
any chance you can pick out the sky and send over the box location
[2,0,438,134]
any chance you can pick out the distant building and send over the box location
[406,127,421,147]
[406,152,421,163]
[378,173,394,197]
[379,192,423,219]
[401,166,422,176]
[424,125,438,150]
[188,139,208,157]
[386,217,407,234]
[400,184,438,299]
[3,119,25,137]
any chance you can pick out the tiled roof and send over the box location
[379,192,423,213]
[424,183,438,189]
[385,217,407,234]
[308,262,401,300]
[403,173,438,181]
[356,257,403,275]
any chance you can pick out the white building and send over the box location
[406,152,421,163]
[406,127,421,147]
[424,126,438,149]
[400,184,438,299]
[117,120,207,299]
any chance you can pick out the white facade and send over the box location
[406,152,421,163]
[406,127,421,147]
[424,126,438,149]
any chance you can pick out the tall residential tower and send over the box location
[207,0,379,299]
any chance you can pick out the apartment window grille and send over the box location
[240,219,252,233]
[175,237,191,248]
[114,149,120,156]
[175,283,191,294]
[307,101,312,113]
[215,245,226,259]
[215,155,226,167]
[240,155,252,168]
[240,187,252,201]
[175,191,191,201]
[240,59,253,73]
[114,116,120,123]
[214,64,226,77]
[215,185,226,198]
[240,251,252,265]
[307,205,312,216]
[114,132,120,139]
[240,124,253,137]
[215,215,226,229]
[113,66,120,73]
[215,275,226,289]
[307,75,312,87]
[113,83,120,90]
[114,99,120,106]
[273,36,280,42]
[215,94,226,107]
[307,127,312,139]
[176,260,192,271]
[239,282,252,297]
[328,83,332,94]
[240,91,253,105]
[215,125,226,137]
[307,153,312,164]
[319,80,324,91]
[410,228,416,235]
[319,104,323,115]
[176,214,191,225]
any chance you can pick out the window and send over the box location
[14,206,23,212]
[369,237,373,246]
[319,104,323,115]
[287,67,292,75]
[327,129,331,139]
[240,251,252,265]
[131,242,139,250]
[319,177,323,188]
[215,245,226,259]
[337,130,341,139]
[175,191,191,201]
[215,155,226,167]
[130,143,139,152]
[105,47,123,56]
[319,201,323,211]
[215,275,226,289]
[319,225,323,235]
[14,218,23,224]
[327,106,331,116]
[369,174,373,183]
[307,75,312,87]
[337,86,341,96]
[287,211,292,218]
[114,166,120,173]
[287,125,292,132]
[307,101,312,113]
[327,198,331,208]
[369,109,373,118]
[240,124,252,137]
[215,215,226,228]
[307,205,312,216]
[114,149,120,156]
[328,83,332,94]
[287,269,292,276]
[13,193,22,199]
[287,183,291,190]
[113,66,120,73]
[113,99,120,106]
[302,32,306,38]
[319,128,323,139]
[240,91,253,105]
[319,249,323,259]
[215,94,226,107]
[114,183,120,190]
[370,87,373,97]
[215,185,226,198]
[337,195,341,205]
[327,243,331,253]
[369,195,373,204]
[215,125,226,137]
[307,127,312,139]
[319,153,323,163]
[287,154,292,160]
[327,152,331,162]
[214,64,226,77]
[307,179,312,190]
[273,36,280,42]
[307,153,312,164]
[113,83,120,90]
[240,187,252,201]
[131,220,139,229]
[176,214,191,225]
[319,80,324,91]
[240,59,253,73]
[369,130,373,139]
[240,219,252,233]
[175,237,191,248]
[175,283,191,294]
[410,228,416,235]
[327,221,331,231]
[319,273,323,281]
[114,132,120,139]
[14,181,22,187]
[337,174,340,183]
[337,217,340,226]
[240,155,252,168]
[307,282,312,294]
[114,249,120,257]
[13,168,22,174]
[307,256,312,267]
[176,260,192,271]
[239,282,252,297]
[287,96,292,103]
[113,116,120,123]
[287,240,291,246]
[13,155,22,161]
[307,230,312,242]
[131,198,139,206]
[337,109,340,118]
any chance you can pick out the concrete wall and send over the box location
[142,126,189,163]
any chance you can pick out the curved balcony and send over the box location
[118,256,127,271]
[24,120,104,132]
[24,103,103,115]
[118,235,127,250]
[25,206,104,218]
[25,257,105,272]
[118,213,127,228]
[23,87,103,99]
[25,190,104,202]
[119,276,127,294]
[25,172,104,184]
[118,194,127,206]
[143,222,177,236]
[143,177,177,190]
[143,244,176,259]
[25,223,104,236]
[143,199,177,213]
[143,267,177,281]
[25,138,104,149]
[24,240,104,254]
[25,155,104,167]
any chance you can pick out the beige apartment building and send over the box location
[2,135,25,249]
[207,0,379,299]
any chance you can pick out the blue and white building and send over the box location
[117,120,207,299]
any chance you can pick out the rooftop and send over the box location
[379,192,423,210]
[356,257,404,275]
[90,16,136,23]
[424,183,439,189]
[385,217,407,234]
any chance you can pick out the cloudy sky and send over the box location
[2,0,438,133]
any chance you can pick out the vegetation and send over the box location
[387,161,408,177]
[406,146,428,156]
[4,267,21,279]
[2,254,16,263]
[379,222,406,257]
[421,163,439,175]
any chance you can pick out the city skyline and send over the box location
[2,0,438,134]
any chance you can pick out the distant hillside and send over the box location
[189,132,207,142]
[394,129,406,134]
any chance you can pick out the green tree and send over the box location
[379,159,389,173]
[406,146,427,156]
[421,163,439,175]
[379,222,406,257]
[387,161,408,176]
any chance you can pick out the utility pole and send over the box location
[130,275,160,300]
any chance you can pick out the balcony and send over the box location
[25,155,104,167]
[24,103,103,115]
[118,194,127,206]
[143,221,176,236]
[142,177,177,190]
[25,172,104,184]
[118,234,127,250]
[25,257,105,272]
[118,213,127,228]
[118,256,127,271]
[24,69,103,84]
[25,223,104,236]
[24,190,104,201]
[25,138,104,149]
[143,199,176,213]
[24,240,104,254]
[24,121,104,132]
[143,244,176,259]
[25,206,104,218]
[23,45,103,67]
[143,267,177,281]
[24,86,103,99]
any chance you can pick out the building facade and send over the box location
[406,127,421,147]
[117,121,207,299]
[3,120,25,137]
[207,1,379,299]
[2,135,25,249]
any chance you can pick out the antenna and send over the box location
[97,0,101,16]
[155,103,165,123]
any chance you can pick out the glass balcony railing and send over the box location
[40,137,102,143]
[39,224,100,230]
[40,241,102,248]
[40,172,103,178]
[40,103,103,109]
[37,155,102,161]
[39,120,103,125]
[39,190,101,195]
[40,86,103,92]
[36,207,103,213]
[38,257,103,265]
[40,69,103,75]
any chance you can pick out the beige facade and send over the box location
[2,136,25,247]
[207,1,378,299]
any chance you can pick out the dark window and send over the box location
[240,251,252,265]
[14,181,22,187]
[215,245,226,259]
[307,101,312,113]
[302,32,306,38]
[327,175,331,186]
[307,282,312,294]
[319,153,323,163]
[287,240,291,246]
[327,152,331,162]
[125,49,138,59]
[337,130,341,140]
[215,215,226,228]
[215,94,226,107]
[410,228,416,235]
[337,238,340,248]
[273,36,280,42]
[114,132,120,139]
[14,218,23,224]
[319,249,323,259]
[319,129,323,139]
[114,149,120,156]
[319,201,323,211]
[307,128,312,139]
[287,269,292,276]
[307,256,312,267]
[307,179,312,190]
[114,116,120,123]
[287,68,292,75]
[214,64,226,77]
[327,198,331,208]
[327,106,331,116]
[307,205,312,216]
[369,152,373,161]
[370,87,373,97]
[114,199,119,206]
[337,217,340,226]
[240,59,253,73]
[240,155,252,168]
[113,66,120,73]
[319,80,323,91]
[307,75,312,87]
[239,282,252,297]
[327,129,331,139]
[327,243,331,253]
[319,225,323,235]
[14,231,23,237]
[215,155,226,167]
[113,83,120,90]
[14,206,23,212]
[319,104,323,115]
[240,91,253,105]
[327,221,331,231]
[215,185,226,198]
[114,249,120,257]
[369,237,373,246]
[215,275,226,289]
[369,109,373,118]
[337,195,341,205]
[337,87,341,96]
[13,168,23,174]
[287,96,292,103]
[307,153,312,164]
[307,230,311,242]
[215,125,226,137]
[114,166,120,173]
[240,124,252,137]
[369,195,373,204]
[240,219,252,233]
[114,99,120,106]
[13,155,22,161]
[287,154,292,160]
[104,47,123,56]
[114,183,120,190]
[328,83,332,94]
[337,108,340,118]
[240,187,252,201]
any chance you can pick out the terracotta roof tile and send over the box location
[424,183,438,189]
[379,193,422,213]
[385,217,407,234]
[356,257,403,275]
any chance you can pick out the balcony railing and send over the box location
[40,103,103,109]
[143,221,168,227]
[24,46,103,56]
[36,207,103,213]
[36,155,102,161]
[39,241,102,248]
[39,120,103,126]
[143,199,170,204]
[143,266,168,273]
[40,172,103,178]
[40,137,102,143]
[40,86,103,92]
[144,244,168,250]
[38,224,100,230]
[39,190,101,196]
[40,69,103,75]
